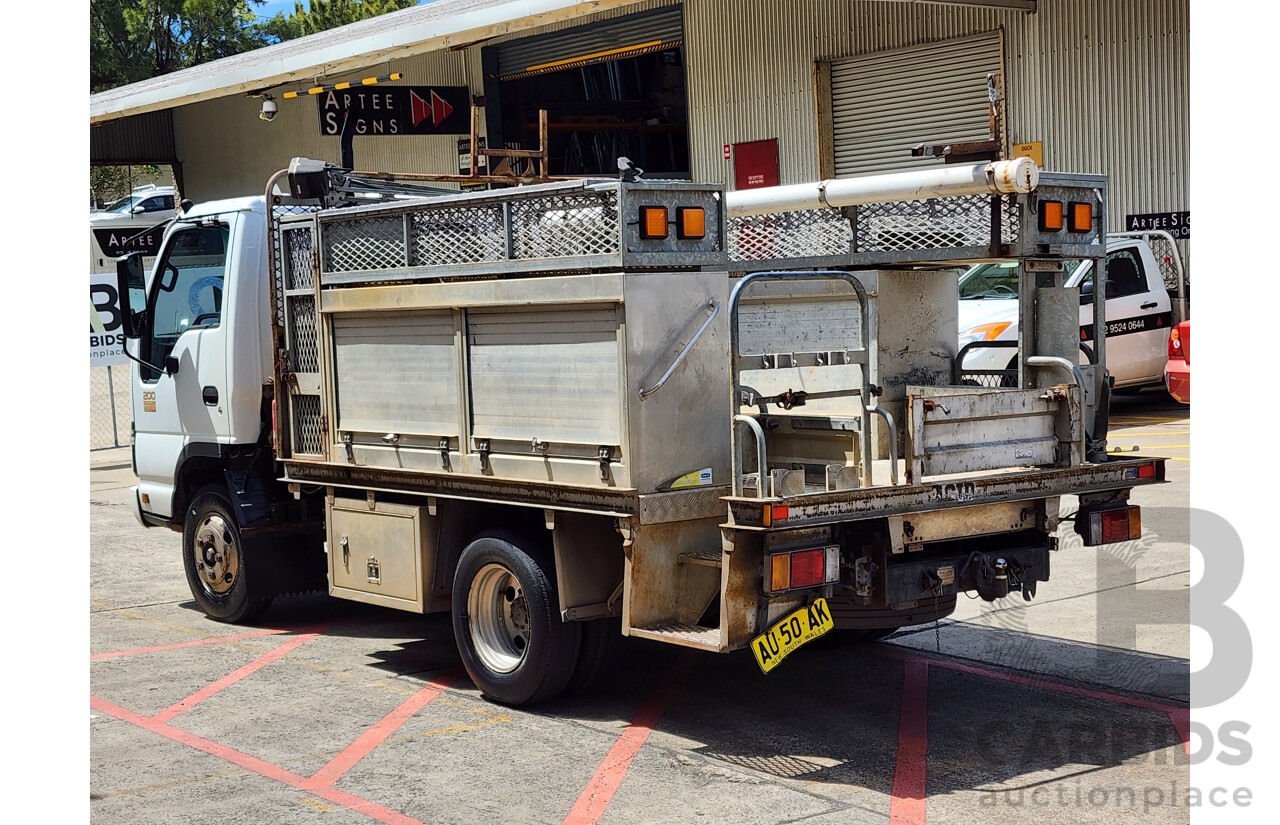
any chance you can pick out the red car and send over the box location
[1164,320,1190,403]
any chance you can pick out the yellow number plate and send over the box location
[751,598,834,674]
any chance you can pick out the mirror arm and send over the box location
[117,334,172,376]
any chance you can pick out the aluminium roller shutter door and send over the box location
[830,31,1004,178]
[496,6,683,81]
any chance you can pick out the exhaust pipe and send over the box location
[724,158,1039,218]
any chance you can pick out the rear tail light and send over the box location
[1168,327,1182,358]
[1078,505,1142,546]
[677,207,706,239]
[639,206,669,239]
[768,545,841,592]
[1069,201,1093,232]
[1038,200,1064,232]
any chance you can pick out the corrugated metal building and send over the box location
[91,0,1189,247]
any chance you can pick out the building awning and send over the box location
[89,0,647,125]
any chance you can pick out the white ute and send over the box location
[957,234,1187,391]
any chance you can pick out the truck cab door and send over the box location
[133,218,235,518]
[1078,245,1171,387]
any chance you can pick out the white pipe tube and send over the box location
[724,158,1039,217]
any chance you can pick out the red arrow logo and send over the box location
[410,89,454,128]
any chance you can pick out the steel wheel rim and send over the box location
[193,513,239,595]
[467,563,530,674]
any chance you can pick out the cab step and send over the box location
[627,622,723,651]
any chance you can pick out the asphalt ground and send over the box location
[89,389,1190,825]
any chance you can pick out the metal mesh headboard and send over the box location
[727,193,1021,269]
[316,184,622,283]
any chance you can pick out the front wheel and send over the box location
[182,485,274,623]
[452,532,581,706]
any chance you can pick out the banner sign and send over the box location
[92,225,165,259]
[318,86,471,136]
[90,272,129,367]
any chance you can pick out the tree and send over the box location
[261,0,417,42]
[90,1,269,91]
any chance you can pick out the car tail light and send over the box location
[1168,327,1182,358]
[639,206,668,239]
[1038,200,1064,232]
[677,207,706,239]
[1079,506,1142,546]
[768,545,841,592]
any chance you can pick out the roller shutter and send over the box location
[496,6,683,81]
[830,31,1004,177]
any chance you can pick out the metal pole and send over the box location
[106,365,120,447]
[724,158,1039,218]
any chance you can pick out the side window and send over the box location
[140,197,164,212]
[143,225,229,381]
[1104,248,1149,298]
[160,195,175,210]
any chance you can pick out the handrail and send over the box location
[638,299,719,398]
[733,415,770,498]
[1025,355,1085,391]
[728,270,872,490]
[866,405,899,486]
[954,341,1097,385]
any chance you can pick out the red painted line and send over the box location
[889,659,929,825]
[561,650,699,825]
[879,646,1184,714]
[91,695,428,825]
[1168,709,1191,756]
[305,673,459,790]
[91,629,288,661]
[150,626,333,724]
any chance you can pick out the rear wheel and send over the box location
[452,532,581,706]
[565,617,623,695]
[182,485,274,623]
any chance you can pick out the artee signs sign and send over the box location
[1124,211,1190,240]
[318,86,470,136]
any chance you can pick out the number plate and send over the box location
[751,598,834,674]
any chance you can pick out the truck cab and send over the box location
[125,197,271,528]
[958,237,1177,389]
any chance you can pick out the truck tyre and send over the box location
[565,617,623,695]
[182,485,274,623]
[452,531,581,706]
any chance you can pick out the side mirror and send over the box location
[115,253,148,339]
[130,204,146,215]
[1080,281,1095,305]
[1104,280,1119,300]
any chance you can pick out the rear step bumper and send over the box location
[724,456,1165,530]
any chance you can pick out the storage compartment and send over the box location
[327,498,440,613]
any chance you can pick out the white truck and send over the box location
[957,232,1188,392]
[114,158,1168,705]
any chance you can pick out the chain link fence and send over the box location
[90,365,132,450]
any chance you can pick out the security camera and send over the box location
[259,95,278,122]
